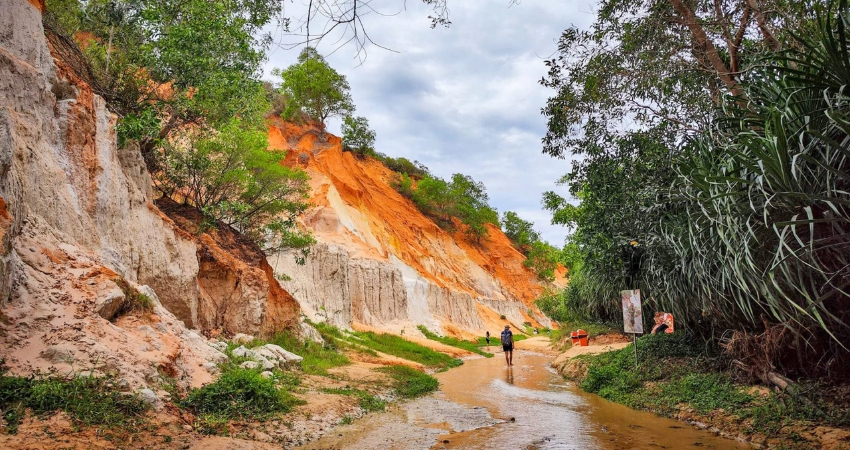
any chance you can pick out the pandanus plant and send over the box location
[656,1,850,345]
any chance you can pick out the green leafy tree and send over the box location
[523,242,560,282]
[276,47,355,125]
[341,116,376,156]
[155,119,315,259]
[501,211,540,254]
[45,0,280,167]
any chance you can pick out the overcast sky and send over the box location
[262,0,596,245]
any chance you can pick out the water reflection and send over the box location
[505,366,514,385]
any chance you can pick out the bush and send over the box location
[377,366,439,399]
[0,364,149,434]
[179,367,302,422]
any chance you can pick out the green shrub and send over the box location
[179,367,302,422]
[114,277,154,317]
[0,364,148,434]
[377,366,439,399]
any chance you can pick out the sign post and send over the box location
[621,289,643,367]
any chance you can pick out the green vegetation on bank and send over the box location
[417,326,493,358]
[45,0,315,263]
[377,366,439,399]
[0,363,148,434]
[309,322,462,371]
[394,172,499,243]
[570,334,850,437]
[266,331,350,376]
[538,0,850,381]
[178,367,302,427]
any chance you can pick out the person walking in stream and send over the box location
[501,325,514,366]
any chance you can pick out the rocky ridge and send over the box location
[267,119,556,339]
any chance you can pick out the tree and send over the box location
[46,0,281,168]
[276,47,355,125]
[523,242,560,282]
[341,116,376,156]
[500,211,540,254]
[155,119,315,260]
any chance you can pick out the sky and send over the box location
[262,0,597,245]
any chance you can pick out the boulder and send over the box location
[232,333,255,345]
[95,287,125,320]
[255,344,303,363]
[232,345,255,359]
[240,361,259,369]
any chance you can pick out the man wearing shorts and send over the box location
[500,325,514,366]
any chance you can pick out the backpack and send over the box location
[500,330,512,345]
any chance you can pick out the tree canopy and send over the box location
[276,47,355,125]
[342,116,376,156]
[539,0,850,369]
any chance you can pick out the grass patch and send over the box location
[309,322,461,371]
[350,331,462,370]
[266,331,350,376]
[319,387,386,412]
[572,333,850,435]
[0,365,148,434]
[178,367,303,426]
[113,277,154,317]
[417,326,493,358]
[377,366,439,399]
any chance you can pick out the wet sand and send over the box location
[299,350,751,450]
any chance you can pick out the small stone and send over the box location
[232,333,255,344]
[182,424,193,432]
[95,287,125,321]
[240,361,259,369]
[138,388,159,408]
[232,345,255,359]
[260,371,274,379]
[209,341,228,352]
[202,362,219,374]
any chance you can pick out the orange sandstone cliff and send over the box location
[266,119,554,339]
[0,0,299,391]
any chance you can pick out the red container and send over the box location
[570,330,579,346]
[576,329,589,346]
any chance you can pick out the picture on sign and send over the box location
[652,312,674,334]
[621,289,643,334]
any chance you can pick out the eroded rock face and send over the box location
[0,0,299,387]
[267,120,556,338]
[155,198,301,337]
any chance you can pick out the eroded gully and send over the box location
[298,351,751,450]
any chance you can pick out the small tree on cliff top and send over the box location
[276,47,354,125]
[341,115,376,156]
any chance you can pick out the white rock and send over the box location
[260,371,274,379]
[209,341,228,352]
[232,333,255,344]
[240,361,259,369]
[202,362,219,374]
[138,388,161,409]
[301,322,325,344]
[232,345,255,359]
[255,344,303,363]
[95,287,125,321]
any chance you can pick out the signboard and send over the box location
[653,312,674,334]
[621,289,643,334]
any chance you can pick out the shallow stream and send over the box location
[299,352,750,449]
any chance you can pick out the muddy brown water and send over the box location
[299,352,751,449]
